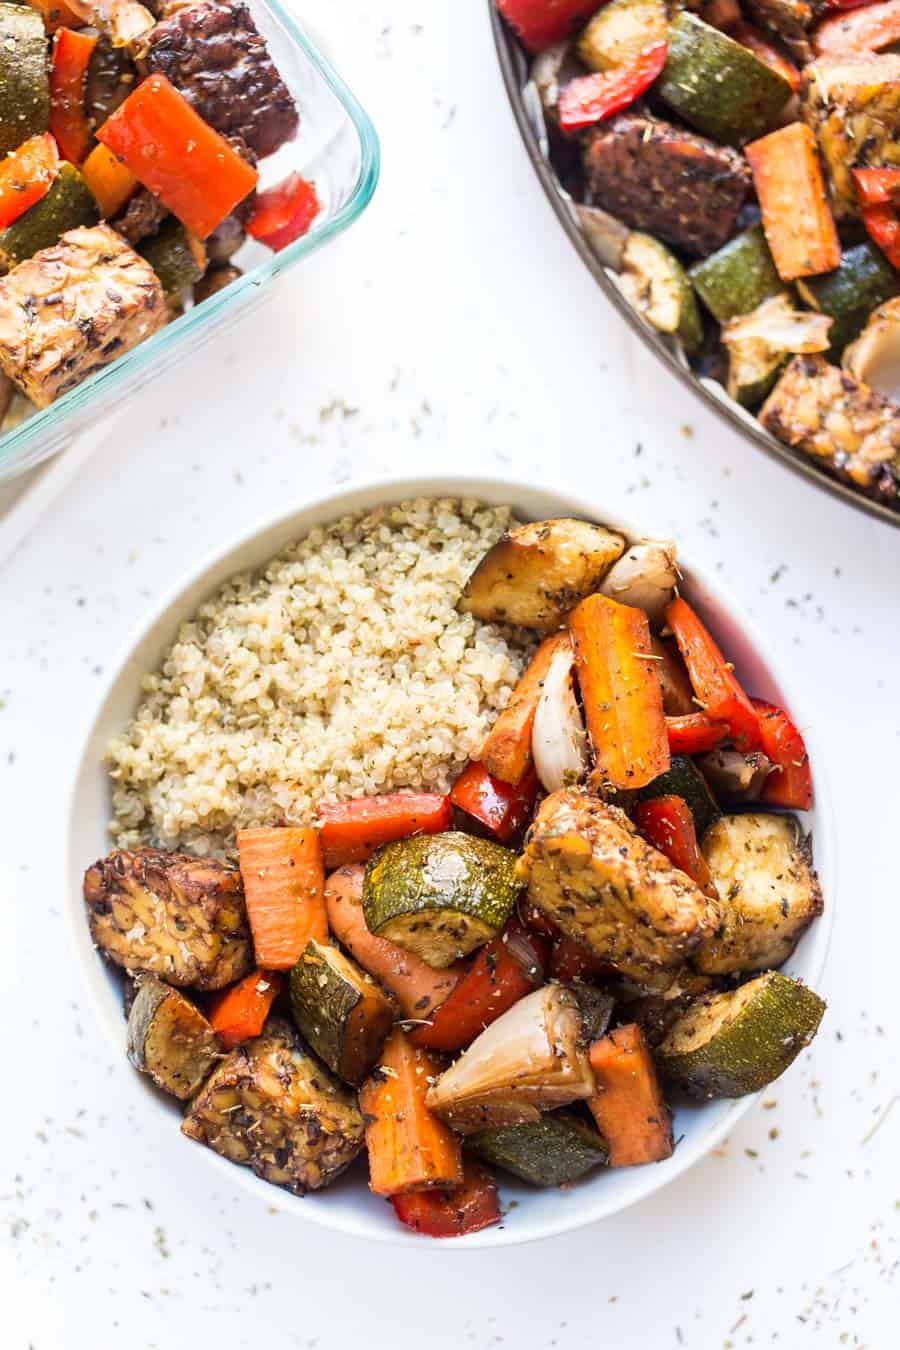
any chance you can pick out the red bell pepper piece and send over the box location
[852,167,900,207]
[450,761,539,843]
[319,792,452,869]
[665,712,730,755]
[752,699,813,809]
[548,934,611,982]
[496,0,603,53]
[519,900,561,940]
[246,173,320,252]
[665,598,761,749]
[730,22,800,91]
[50,28,98,165]
[411,918,547,1052]
[558,41,668,133]
[391,1160,501,1238]
[0,134,59,230]
[207,970,283,1050]
[633,795,714,893]
[97,75,258,239]
[861,205,900,270]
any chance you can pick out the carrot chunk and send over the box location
[236,826,326,970]
[81,142,138,218]
[480,631,571,785]
[208,969,283,1049]
[319,792,451,868]
[587,1024,674,1167]
[745,123,840,281]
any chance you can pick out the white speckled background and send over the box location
[1,2,898,1345]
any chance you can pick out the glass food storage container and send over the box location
[0,1,379,483]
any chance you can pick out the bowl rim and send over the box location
[487,3,900,532]
[65,471,836,1248]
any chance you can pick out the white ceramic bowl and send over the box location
[66,475,835,1247]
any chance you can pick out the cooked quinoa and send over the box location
[108,498,533,858]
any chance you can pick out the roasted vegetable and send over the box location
[587,1023,674,1166]
[657,971,826,1097]
[730,21,801,91]
[582,114,751,257]
[597,539,679,626]
[469,1111,608,1186]
[246,172,318,251]
[461,517,625,631]
[558,40,668,133]
[633,795,714,893]
[0,4,50,158]
[391,1160,501,1238]
[497,0,600,52]
[86,37,134,130]
[208,969,282,1049]
[236,826,326,971]
[574,202,629,270]
[65,0,154,47]
[689,224,783,324]
[695,812,823,974]
[425,984,595,1133]
[745,123,841,281]
[194,262,240,304]
[577,0,668,71]
[759,354,900,499]
[530,640,589,794]
[753,698,813,809]
[651,637,695,717]
[813,0,900,58]
[363,832,520,969]
[658,12,792,146]
[83,847,252,990]
[665,596,762,749]
[450,762,540,842]
[289,939,394,1086]
[516,790,719,987]
[697,746,772,800]
[617,233,703,355]
[843,296,900,405]
[722,293,833,406]
[359,1029,463,1196]
[0,162,98,272]
[479,631,571,786]
[319,791,452,868]
[637,754,721,840]
[81,140,138,218]
[666,713,730,755]
[797,243,899,357]
[112,185,167,244]
[800,56,900,221]
[744,0,822,63]
[126,974,221,1099]
[139,217,207,296]
[50,27,98,165]
[182,1018,365,1193]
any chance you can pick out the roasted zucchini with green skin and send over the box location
[469,1112,609,1186]
[140,219,208,298]
[689,225,783,325]
[460,517,625,631]
[0,164,99,274]
[721,294,833,408]
[577,0,667,72]
[0,4,49,158]
[797,244,900,358]
[363,832,521,969]
[658,13,793,147]
[618,233,703,355]
[126,975,221,1100]
[83,848,253,990]
[657,971,826,1098]
[182,1018,365,1194]
[636,755,721,841]
[695,813,823,975]
[289,939,394,1086]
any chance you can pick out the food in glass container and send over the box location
[83,499,826,1239]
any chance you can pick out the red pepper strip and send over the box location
[730,22,800,92]
[97,75,258,239]
[496,0,603,53]
[0,134,59,230]
[207,970,283,1050]
[519,900,561,940]
[752,699,813,810]
[411,918,547,1052]
[247,173,320,252]
[633,795,714,894]
[549,934,611,982]
[665,712,730,755]
[558,41,668,133]
[825,0,880,8]
[391,1160,500,1238]
[450,761,539,844]
[852,167,900,207]
[50,28,98,165]
[665,597,762,749]
[319,792,452,869]
[861,205,900,270]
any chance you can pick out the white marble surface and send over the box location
[1,2,898,1346]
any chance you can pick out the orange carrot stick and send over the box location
[359,1028,463,1196]
[745,123,841,281]
[81,142,138,218]
[568,594,669,790]
[324,865,462,1019]
[587,1024,673,1167]
[480,631,572,785]
[207,969,283,1049]
[236,826,326,970]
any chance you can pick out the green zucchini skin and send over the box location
[657,971,826,1099]
[636,755,722,840]
[140,219,208,298]
[658,13,792,148]
[796,243,900,357]
[0,4,49,158]
[363,832,521,969]
[690,226,783,324]
[289,940,394,1086]
[469,1112,609,1186]
[0,164,99,272]
[620,231,704,354]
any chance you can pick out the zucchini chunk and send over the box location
[469,1112,608,1186]
[140,219,208,299]
[425,985,595,1133]
[689,225,783,325]
[126,975,221,1100]
[722,294,833,409]
[695,813,823,975]
[517,789,720,989]
[657,971,826,1098]
[0,164,99,274]
[289,939,394,1086]
[83,848,253,991]
[636,754,721,840]
[577,0,668,72]
[363,832,520,969]
[460,517,625,631]
[182,1018,365,1194]
[617,233,703,355]
[797,243,899,358]
[0,4,49,158]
